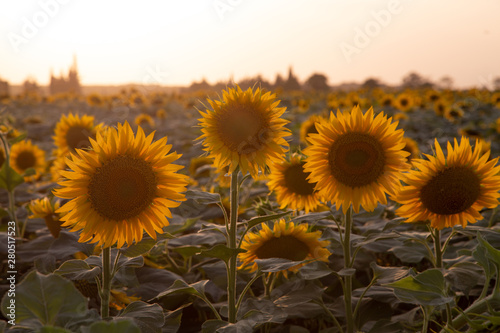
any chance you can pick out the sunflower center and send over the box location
[16,151,36,170]
[66,126,92,151]
[88,155,157,221]
[217,104,267,154]
[400,98,408,107]
[284,162,316,196]
[420,167,481,215]
[255,235,310,261]
[328,132,385,187]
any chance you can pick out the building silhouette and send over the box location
[50,55,81,95]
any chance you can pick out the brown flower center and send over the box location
[255,235,310,261]
[16,151,36,170]
[284,162,316,196]
[328,132,386,187]
[88,155,157,221]
[420,166,481,215]
[216,103,268,154]
[66,126,92,152]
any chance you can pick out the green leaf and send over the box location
[155,279,209,300]
[8,132,26,145]
[476,232,500,270]
[120,237,157,257]
[298,261,334,280]
[0,207,9,218]
[389,241,431,263]
[255,258,309,273]
[55,259,101,280]
[119,301,165,333]
[370,262,411,284]
[200,244,246,264]
[0,271,88,327]
[88,318,140,333]
[384,269,453,306]
[39,326,73,333]
[240,211,293,229]
[338,268,356,277]
[185,190,221,205]
[0,161,24,191]
[164,217,198,235]
[444,261,484,296]
[201,319,229,333]
[171,245,202,258]
[291,211,333,224]
[23,167,36,177]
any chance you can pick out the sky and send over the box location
[0,0,499,89]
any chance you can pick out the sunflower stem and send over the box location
[227,168,239,323]
[343,205,355,333]
[0,133,21,238]
[236,272,263,317]
[433,228,443,269]
[100,246,111,319]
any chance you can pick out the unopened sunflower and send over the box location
[10,140,46,181]
[304,106,409,214]
[395,137,500,229]
[29,197,62,238]
[134,113,155,128]
[267,153,322,213]
[238,219,330,275]
[197,86,290,178]
[53,122,188,248]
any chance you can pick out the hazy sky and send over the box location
[1,0,499,88]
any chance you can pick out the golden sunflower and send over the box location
[444,106,464,121]
[402,137,420,163]
[10,140,46,181]
[53,122,188,248]
[29,197,62,238]
[53,113,101,156]
[395,137,500,230]
[197,86,290,178]
[299,114,326,145]
[238,219,330,275]
[304,106,409,214]
[267,153,322,213]
[134,113,155,128]
[0,146,5,167]
[395,93,414,112]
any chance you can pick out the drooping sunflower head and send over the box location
[53,113,101,156]
[53,122,188,248]
[395,137,500,230]
[304,106,410,214]
[28,197,62,238]
[238,219,331,275]
[267,153,322,213]
[299,114,326,145]
[10,140,46,181]
[197,86,290,178]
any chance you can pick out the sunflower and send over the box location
[10,140,46,181]
[379,94,395,107]
[53,122,188,248]
[434,101,450,117]
[238,219,330,275]
[267,153,322,213]
[304,106,409,214]
[491,92,500,106]
[395,137,500,230]
[299,114,326,145]
[156,108,167,119]
[134,113,155,128]
[444,106,464,121]
[395,93,414,112]
[29,197,62,238]
[0,146,5,167]
[53,113,101,156]
[49,153,69,182]
[197,86,290,178]
[402,137,420,163]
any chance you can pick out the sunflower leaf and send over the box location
[475,232,500,271]
[55,259,102,280]
[255,258,310,273]
[118,301,165,333]
[22,167,36,177]
[120,237,157,257]
[8,132,27,145]
[240,210,293,229]
[0,271,88,328]
[200,244,246,264]
[185,190,221,205]
[86,318,140,333]
[0,161,24,191]
[155,279,210,301]
[384,269,453,306]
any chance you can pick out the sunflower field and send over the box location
[1,86,500,333]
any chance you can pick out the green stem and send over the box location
[433,228,442,269]
[446,291,500,332]
[101,246,111,319]
[0,134,21,238]
[318,300,343,333]
[421,306,429,333]
[353,276,376,319]
[227,168,239,323]
[488,207,498,228]
[343,205,354,333]
[236,272,263,317]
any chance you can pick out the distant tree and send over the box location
[361,77,382,90]
[283,67,301,91]
[23,77,40,94]
[438,76,454,90]
[238,75,272,91]
[401,72,433,89]
[305,73,329,91]
[493,77,500,90]
[188,78,211,92]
